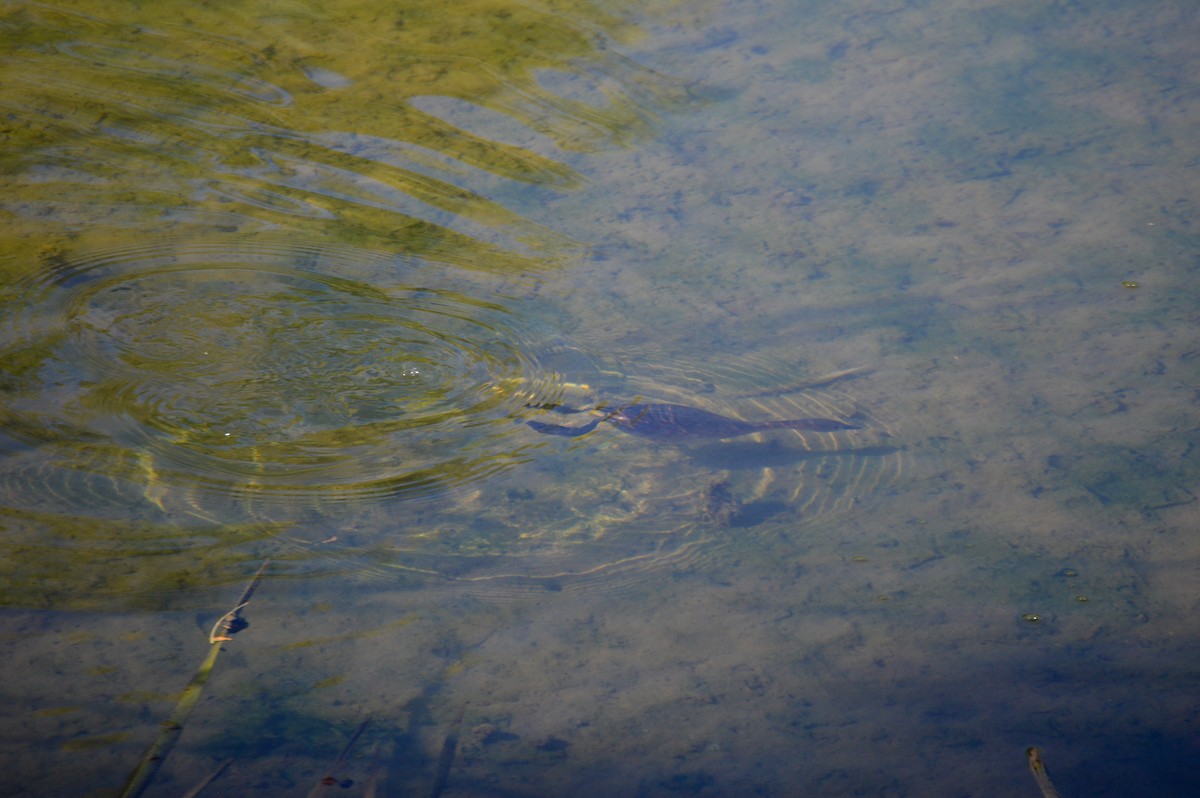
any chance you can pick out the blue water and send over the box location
[1,1,1198,795]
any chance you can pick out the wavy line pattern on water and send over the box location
[0,236,575,509]
[0,1,704,606]
[264,351,911,602]
[0,3,897,608]
[0,253,906,606]
[0,0,689,270]
[603,352,912,533]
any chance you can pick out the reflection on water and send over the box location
[0,230,612,605]
[0,0,704,607]
[354,365,905,597]
[0,0,903,612]
[3,236,567,501]
[0,243,904,603]
[0,0,685,266]
[2,1,911,795]
[1,0,1196,794]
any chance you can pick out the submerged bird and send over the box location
[527,401,859,440]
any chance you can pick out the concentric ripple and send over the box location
[0,239,910,605]
[617,352,910,531]
[300,349,911,600]
[1,236,572,509]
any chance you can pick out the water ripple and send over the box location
[1,236,571,506]
[56,41,294,107]
[0,0,688,269]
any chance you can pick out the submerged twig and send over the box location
[428,703,468,798]
[180,757,233,798]
[118,560,270,798]
[1026,747,1063,798]
[209,558,270,643]
[117,644,222,798]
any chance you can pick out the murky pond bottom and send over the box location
[8,487,1198,797]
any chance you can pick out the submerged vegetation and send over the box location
[0,0,690,271]
[0,0,700,609]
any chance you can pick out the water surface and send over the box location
[2,0,1198,796]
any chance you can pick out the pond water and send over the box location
[2,1,1198,796]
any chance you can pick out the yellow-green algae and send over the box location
[0,504,289,609]
[0,0,706,608]
[0,0,690,273]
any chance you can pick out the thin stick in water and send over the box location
[1026,746,1063,798]
[118,560,270,798]
[209,558,271,643]
[428,703,468,798]
[180,757,233,798]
